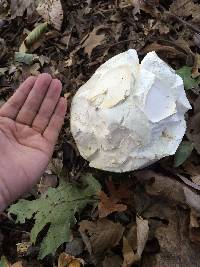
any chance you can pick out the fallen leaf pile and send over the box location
[2,0,200,266]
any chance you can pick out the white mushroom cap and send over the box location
[70,50,191,172]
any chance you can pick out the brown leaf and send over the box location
[189,210,200,243]
[120,0,159,16]
[122,216,149,267]
[183,161,200,185]
[136,216,149,258]
[192,54,200,78]
[58,253,84,267]
[106,179,133,202]
[98,191,127,218]
[183,186,200,213]
[134,170,186,204]
[122,237,136,267]
[37,0,63,31]
[152,21,170,35]
[169,0,200,23]
[79,219,124,265]
[187,110,200,154]
[82,26,106,57]
[135,0,159,16]
[103,254,123,267]
[140,42,186,59]
[10,0,36,18]
[37,174,58,194]
[142,205,200,267]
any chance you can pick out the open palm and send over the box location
[0,74,67,211]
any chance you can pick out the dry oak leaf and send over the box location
[79,219,124,264]
[169,0,200,23]
[82,26,106,57]
[98,191,127,218]
[37,0,63,31]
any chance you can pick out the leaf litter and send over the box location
[2,0,200,266]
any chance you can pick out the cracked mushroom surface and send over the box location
[70,50,191,172]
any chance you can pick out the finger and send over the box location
[16,73,52,125]
[43,97,67,144]
[0,76,37,119]
[32,79,62,133]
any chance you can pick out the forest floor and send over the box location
[1,0,200,266]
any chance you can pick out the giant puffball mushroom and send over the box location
[70,50,191,173]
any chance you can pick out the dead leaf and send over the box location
[177,173,200,191]
[122,237,136,267]
[10,0,36,18]
[189,209,200,243]
[187,96,200,153]
[136,216,149,258]
[37,174,58,194]
[98,191,127,218]
[12,263,23,267]
[119,0,159,16]
[79,219,124,265]
[142,205,200,267]
[106,179,133,202]
[122,216,149,266]
[134,170,186,204]
[192,54,200,78]
[183,161,200,185]
[82,26,106,57]
[140,42,186,59]
[169,0,200,23]
[37,0,63,31]
[103,254,123,267]
[58,253,84,267]
[152,21,170,35]
[184,187,200,213]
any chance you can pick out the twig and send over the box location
[170,13,200,34]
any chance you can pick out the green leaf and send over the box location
[24,22,48,49]
[15,52,34,65]
[174,141,194,167]
[9,174,101,259]
[176,66,200,90]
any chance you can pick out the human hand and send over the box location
[0,74,67,211]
